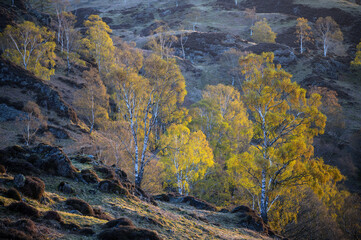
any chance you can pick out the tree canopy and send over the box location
[227,52,342,224]
[0,21,56,80]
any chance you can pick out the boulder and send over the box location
[0,164,5,174]
[231,205,270,235]
[98,180,129,196]
[81,169,100,184]
[31,144,78,178]
[14,174,26,188]
[58,181,75,194]
[43,211,62,222]
[103,217,135,229]
[8,201,41,218]
[65,198,94,216]
[17,176,45,201]
[98,226,162,240]
[6,187,22,201]
[0,218,41,240]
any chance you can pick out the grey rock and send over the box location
[0,104,23,122]
[13,174,26,188]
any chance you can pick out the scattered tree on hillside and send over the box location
[83,15,115,74]
[147,24,178,59]
[227,52,343,224]
[351,40,361,70]
[58,12,84,71]
[315,16,343,57]
[178,25,189,59]
[245,7,257,36]
[251,18,276,43]
[74,69,109,134]
[295,17,312,54]
[52,0,70,47]
[0,21,56,80]
[160,124,214,194]
[16,101,47,146]
[107,53,186,187]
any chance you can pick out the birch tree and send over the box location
[295,17,312,54]
[83,15,115,74]
[16,101,47,146]
[160,124,214,195]
[107,54,186,187]
[74,69,109,134]
[227,52,342,224]
[315,16,343,57]
[1,21,56,80]
[245,7,257,36]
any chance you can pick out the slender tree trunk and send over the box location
[300,36,303,54]
[90,93,94,134]
[260,169,268,223]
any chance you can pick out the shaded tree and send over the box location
[245,7,257,36]
[74,69,109,134]
[315,16,343,57]
[16,101,47,146]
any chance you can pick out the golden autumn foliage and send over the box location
[227,52,343,225]
[0,21,56,80]
[106,51,187,186]
[251,18,276,43]
[351,41,361,69]
[191,84,252,161]
[160,124,214,194]
[295,17,313,54]
[83,15,115,74]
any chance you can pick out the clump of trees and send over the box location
[0,21,56,80]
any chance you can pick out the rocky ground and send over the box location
[0,143,280,239]
[0,0,361,239]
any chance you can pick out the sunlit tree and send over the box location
[83,15,115,74]
[160,124,214,194]
[227,52,343,224]
[0,21,56,80]
[251,18,276,43]
[107,53,186,187]
[295,17,312,54]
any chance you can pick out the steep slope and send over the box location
[0,144,279,240]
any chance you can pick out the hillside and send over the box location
[0,0,361,239]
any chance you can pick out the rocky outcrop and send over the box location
[153,193,216,211]
[231,205,285,239]
[0,144,78,178]
[245,43,296,66]
[99,217,162,240]
[0,59,77,122]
